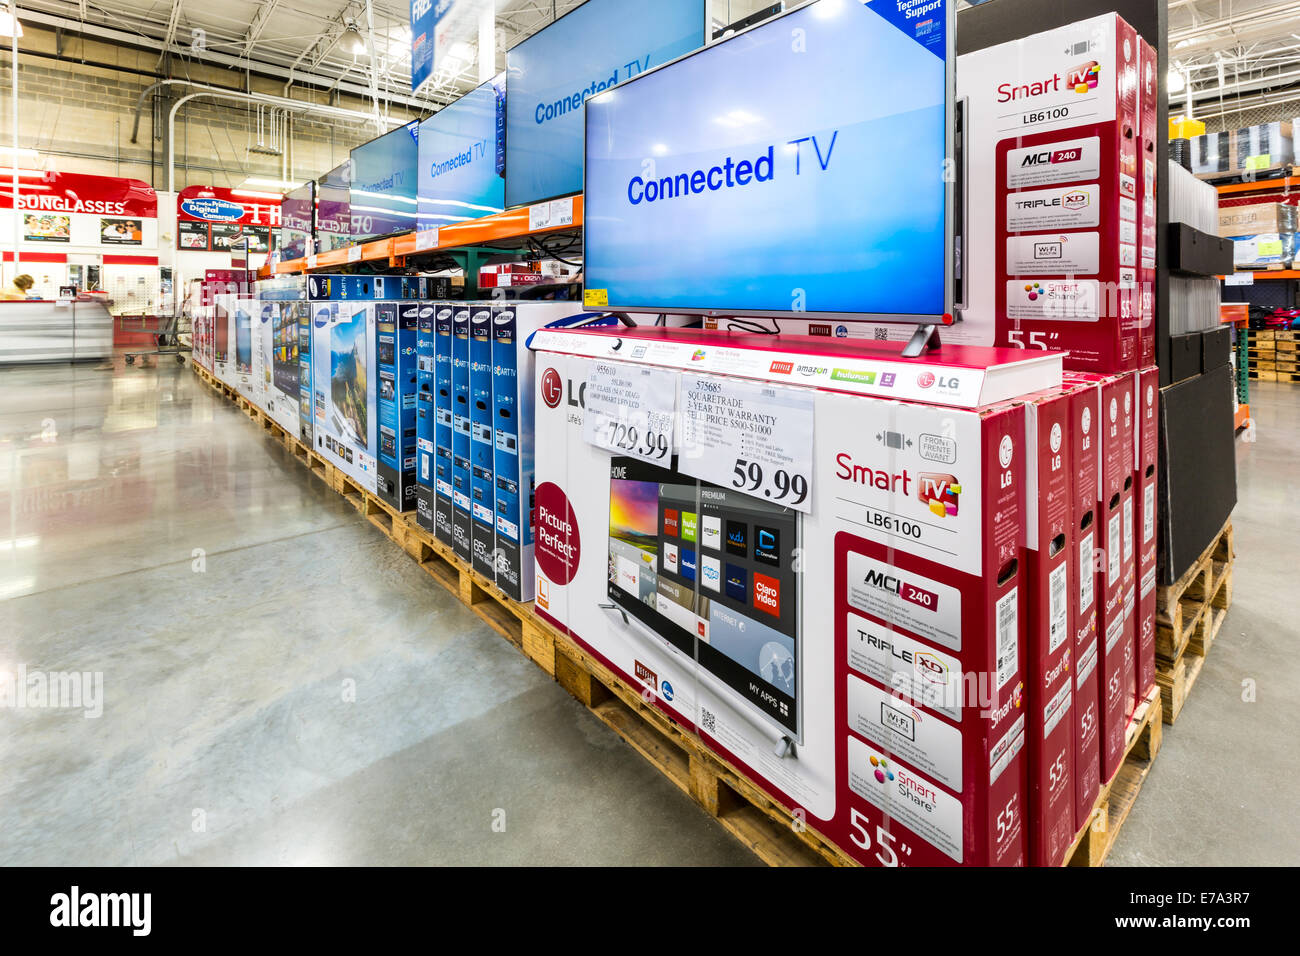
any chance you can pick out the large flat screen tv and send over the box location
[418,76,506,227]
[315,161,352,253]
[279,181,315,260]
[349,121,420,240]
[504,0,705,208]
[583,0,953,322]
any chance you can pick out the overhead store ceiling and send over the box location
[23,1,1300,120]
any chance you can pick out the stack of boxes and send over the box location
[411,302,603,600]
[1219,202,1298,272]
[1247,328,1300,383]
[1191,120,1296,178]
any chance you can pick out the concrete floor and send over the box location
[0,358,1294,866]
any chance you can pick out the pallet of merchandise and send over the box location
[1059,688,1163,867]
[188,362,1171,869]
[1155,521,1235,725]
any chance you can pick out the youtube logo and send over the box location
[753,572,781,617]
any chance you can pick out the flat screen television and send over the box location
[606,456,801,744]
[279,181,315,260]
[271,304,299,400]
[316,161,352,253]
[583,0,953,322]
[349,121,420,240]
[504,0,705,208]
[417,76,506,227]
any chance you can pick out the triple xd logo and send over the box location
[918,472,960,517]
[769,360,793,374]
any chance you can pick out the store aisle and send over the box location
[0,357,757,866]
[1107,382,1300,866]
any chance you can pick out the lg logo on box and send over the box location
[540,367,584,410]
[999,434,1015,489]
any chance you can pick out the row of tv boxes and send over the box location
[251,274,454,302]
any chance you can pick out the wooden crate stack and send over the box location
[1248,329,1300,383]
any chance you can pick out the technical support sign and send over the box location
[411,0,456,92]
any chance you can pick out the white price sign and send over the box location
[529,203,552,232]
[582,362,677,465]
[550,197,574,227]
[306,254,318,270]
[1224,272,1254,287]
[415,227,440,251]
[680,375,814,512]
[347,244,363,263]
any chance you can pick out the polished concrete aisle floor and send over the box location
[0,358,756,866]
[1,360,1296,866]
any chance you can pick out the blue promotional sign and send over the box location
[411,0,454,93]
[180,197,246,222]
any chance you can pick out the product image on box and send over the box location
[375,301,419,512]
[312,301,379,493]
[605,456,802,745]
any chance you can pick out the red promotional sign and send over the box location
[177,185,281,227]
[0,170,157,218]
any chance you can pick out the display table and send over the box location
[0,298,113,364]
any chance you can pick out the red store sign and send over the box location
[0,170,157,217]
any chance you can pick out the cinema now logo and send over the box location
[50,887,150,936]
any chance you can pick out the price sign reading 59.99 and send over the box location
[582,362,678,465]
[679,374,815,514]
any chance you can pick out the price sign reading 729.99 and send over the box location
[582,362,678,465]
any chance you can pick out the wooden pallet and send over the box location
[1154,522,1235,725]
[1060,688,1163,867]
[191,363,1169,868]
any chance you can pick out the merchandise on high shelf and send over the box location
[957,13,1151,373]
[309,282,379,493]
[529,325,1065,866]
[375,299,420,512]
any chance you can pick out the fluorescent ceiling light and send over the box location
[231,188,286,201]
[240,177,304,190]
[1167,70,1186,93]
